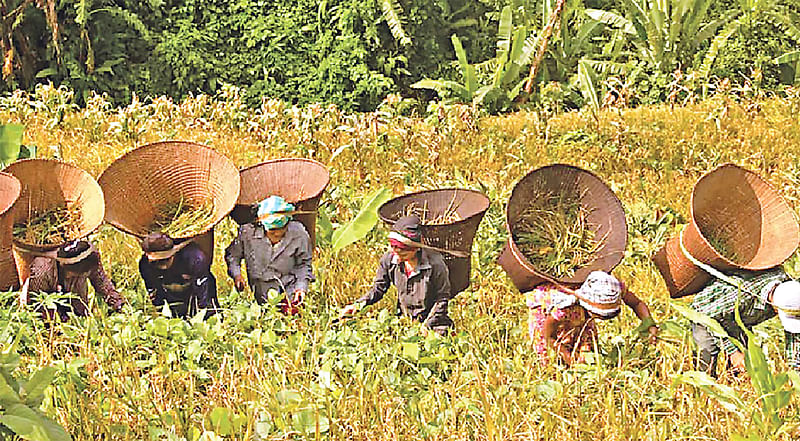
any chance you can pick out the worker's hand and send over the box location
[730,351,746,373]
[647,324,659,344]
[292,289,305,305]
[233,275,246,292]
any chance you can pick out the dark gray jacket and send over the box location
[359,248,453,333]
[224,220,313,293]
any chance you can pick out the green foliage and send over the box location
[0,124,24,168]
[412,5,536,113]
[672,296,800,439]
[331,187,393,252]
[0,330,70,440]
[7,0,495,110]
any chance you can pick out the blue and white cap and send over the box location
[257,196,294,230]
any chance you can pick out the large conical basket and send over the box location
[498,164,628,292]
[4,159,105,283]
[0,172,21,290]
[236,158,330,245]
[378,188,490,296]
[653,163,799,298]
[98,141,240,258]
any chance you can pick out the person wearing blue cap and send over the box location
[225,195,313,313]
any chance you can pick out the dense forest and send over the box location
[3,0,799,111]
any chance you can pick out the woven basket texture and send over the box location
[4,159,105,252]
[0,172,21,290]
[98,141,240,240]
[654,163,799,298]
[236,158,330,245]
[499,164,628,292]
[378,188,490,296]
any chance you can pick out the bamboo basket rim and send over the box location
[0,171,20,217]
[504,163,628,283]
[688,162,800,269]
[378,187,491,226]
[4,158,105,251]
[98,140,240,239]
[237,157,331,205]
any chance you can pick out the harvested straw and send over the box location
[511,190,605,278]
[402,194,463,225]
[13,204,83,246]
[151,200,216,237]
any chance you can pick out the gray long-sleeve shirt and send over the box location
[359,248,453,333]
[225,220,314,293]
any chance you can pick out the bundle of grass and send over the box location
[402,197,462,225]
[511,190,605,279]
[13,204,83,246]
[150,200,216,238]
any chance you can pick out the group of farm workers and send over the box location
[19,195,800,375]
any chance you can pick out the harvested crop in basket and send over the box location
[402,197,462,225]
[13,204,83,246]
[704,232,739,262]
[511,190,605,278]
[151,200,215,237]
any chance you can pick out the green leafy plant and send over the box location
[672,299,800,440]
[331,187,393,252]
[412,6,537,113]
[587,0,722,74]
[0,336,71,440]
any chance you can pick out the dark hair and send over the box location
[57,240,100,274]
[230,204,258,225]
[141,232,174,252]
[393,215,422,241]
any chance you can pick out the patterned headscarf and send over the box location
[575,271,623,318]
[388,215,422,250]
[257,196,294,230]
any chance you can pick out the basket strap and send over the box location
[677,226,756,297]
[387,232,469,258]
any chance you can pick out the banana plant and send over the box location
[412,6,537,113]
[587,0,724,73]
[697,0,800,82]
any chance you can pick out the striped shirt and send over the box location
[691,268,799,368]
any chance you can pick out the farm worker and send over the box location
[526,271,658,365]
[26,240,127,321]
[139,232,219,319]
[340,215,453,335]
[690,268,800,375]
[225,195,313,314]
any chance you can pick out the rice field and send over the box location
[2,85,800,439]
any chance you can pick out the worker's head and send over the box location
[141,232,178,270]
[57,240,99,276]
[389,215,422,262]
[576,271,622,320]
[257,196,293,244]
[772,280,800,334]
[230,204,258,225]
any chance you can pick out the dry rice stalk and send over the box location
[511,189,605,278]
[401,194,463,225]
[13,204,83,246]
[151,199,216,237]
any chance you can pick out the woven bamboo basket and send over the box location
[378,188,490,296]
[0,172,21,290]
[653,163,799,298]
[498,164,628,292]
[4,159,105,283]
[98,141,240,258]
[236,158,330,245]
